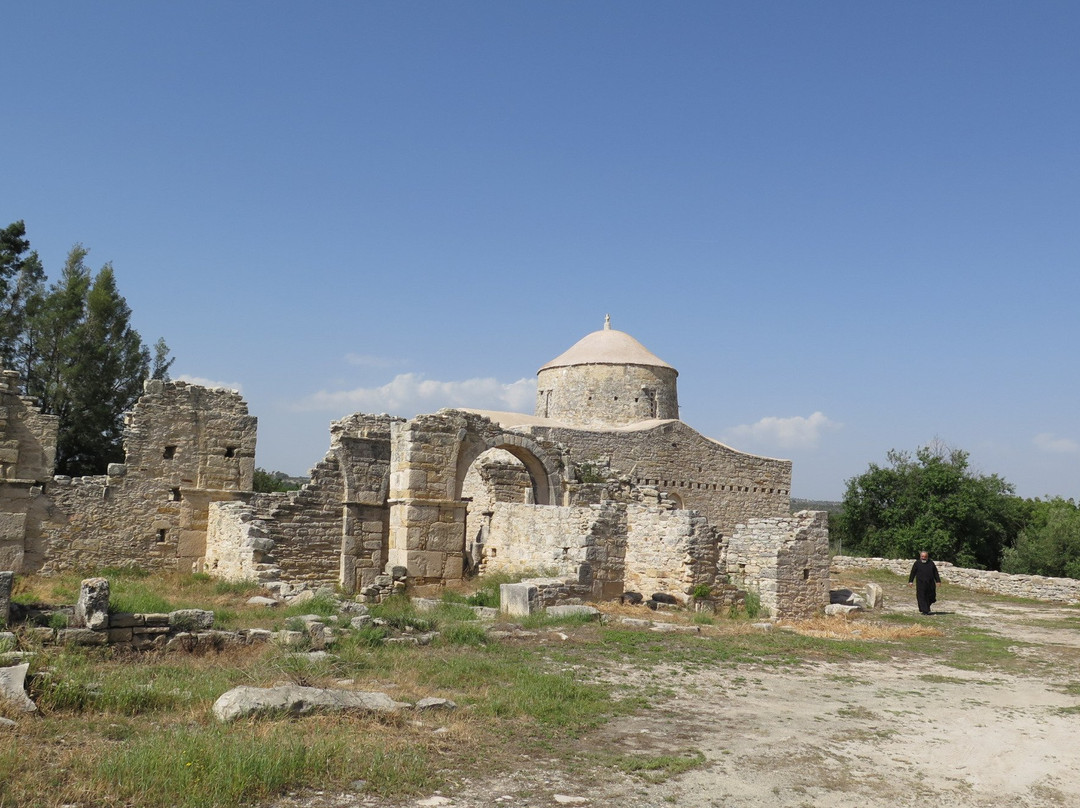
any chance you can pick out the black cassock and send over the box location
[908,558,941,614]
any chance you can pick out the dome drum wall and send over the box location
[536,364,679,428]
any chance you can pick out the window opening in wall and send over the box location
[803,568,810,580]
[225,446,237,458]
[157,529,167,543]
[170,488,181,501]
[163,446,176,459]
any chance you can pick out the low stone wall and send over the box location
[624,505,715,602]
[831,556,1080,604]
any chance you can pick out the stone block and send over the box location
[169,609,215,631]
[108,627,134,643]
[74,578,110,630]
[0,663,36,712]
[499,583,538,618]
[0,513,26,542]
[0,571,12,627]
[109,613,143,628]
[442,554,464,580]
[177,530,205,558]
[865,582,884,609]
[56,628,108,646]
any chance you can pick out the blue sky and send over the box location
[3,2,1078,500]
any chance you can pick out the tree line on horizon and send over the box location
[0,220,172,477]
[831,440,1080,581]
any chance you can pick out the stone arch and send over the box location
[387,410,565,584]
[453,429,560,507]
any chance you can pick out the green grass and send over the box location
[91,722,440,807]
[604,749,707,783]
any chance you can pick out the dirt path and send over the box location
[275,584,1080,808]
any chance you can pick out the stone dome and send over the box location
[539,315,677,374]
[535,317,680,428]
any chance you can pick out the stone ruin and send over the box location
[0,320,831,620]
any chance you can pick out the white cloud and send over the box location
[343,353,404,368]
[176,374,243,393]
[725,411,840,450]
[294,373,538,416]
[1033,432,1079,454]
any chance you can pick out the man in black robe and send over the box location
[908,551,941,615]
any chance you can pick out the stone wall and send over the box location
[0,368,57,484]
[0,368,58,571]
[535,363,679,427]
[517,418,791,537]
[122,380,256,492]
[29,380,257,574]
[387,410,563,584]
[204,501,279,582]
[624,504,718,602]
[831,556,1080,604]
[0,376,258,574]
[484,502,614,586]
[728,511,830,620]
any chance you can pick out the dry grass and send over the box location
[780,616,943,641]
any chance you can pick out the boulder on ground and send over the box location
[0,663,37,713]
[212,684,409,722]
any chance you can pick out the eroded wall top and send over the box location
[122,380,256,491]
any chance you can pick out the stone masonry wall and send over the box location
[831,556,1080,604]
[517,419,790,538]
[484,501,627,600]
[204,501,280,582]
[249,460,344,587]
[624,504,719,602]
[29,380,257,574]
[0,367,59,571]
[535,363,679,427]
[122,380,256,493]
[727,511,830,620]
[0,368,58,484]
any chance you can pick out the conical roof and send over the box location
[538,316,676,373]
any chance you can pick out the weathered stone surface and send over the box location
[866,582,884,609]
[825,603,862,616]
[212,685,408,722]
[0,571,11,627]
[0,663,36,712]
[414,697,457,711]
[500,583,538,618]
[74,577,109,630]
[169,609,214,631]
[545,605,600,620]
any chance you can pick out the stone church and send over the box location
[0,320,829,618]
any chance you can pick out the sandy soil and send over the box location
[272,584,1080,808]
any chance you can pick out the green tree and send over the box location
[253,468,301,493]
[1001,498,1080,579]
[836,442,1028,569]
[151,337,174,381]
[0,220,45,370]
[23,246,150,476]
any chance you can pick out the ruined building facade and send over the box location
[0,321,829,619]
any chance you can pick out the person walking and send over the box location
[908,551,941,615]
